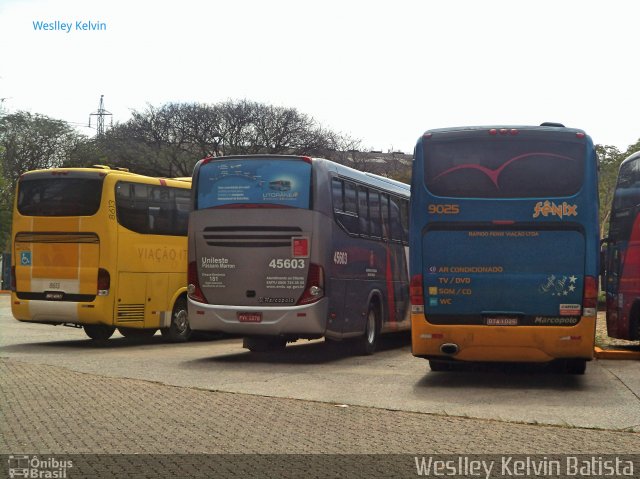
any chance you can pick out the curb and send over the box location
[594,346,640,360]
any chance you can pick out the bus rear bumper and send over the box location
[11,295,110,326]
[411,314,596,362]
[187,298,329,337]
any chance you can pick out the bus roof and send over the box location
[420,124,588,138]
[619,150,640,167]
[327,160,410,196]
[197,154,410,197]
[20,166,191,188]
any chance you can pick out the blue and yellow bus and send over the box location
[188,155,411,353]
[409,124,599,374]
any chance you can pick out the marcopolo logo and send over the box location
[8,455,73,478]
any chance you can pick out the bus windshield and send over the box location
[612,157,640,212]
[17,177,104,216]
[196,158,311,209]
[424,138,585,198]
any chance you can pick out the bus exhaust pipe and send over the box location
[440,343,459,355]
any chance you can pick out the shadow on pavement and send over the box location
[193,332,412,366]
[414,360,590,391]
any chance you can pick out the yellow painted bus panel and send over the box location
[411,314,596,362]
[145,274,168,328]
[115,272,147,325]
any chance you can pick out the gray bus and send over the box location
[188,155,410,353]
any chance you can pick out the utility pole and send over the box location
[89,94,112,136]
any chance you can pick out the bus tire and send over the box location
[564,359,586,375]
[429,359,451,372]
[355,302,380,355]
[118,327,157,339]
[243,336,287,352]
[84,324,115,341]
[161,297,191,343]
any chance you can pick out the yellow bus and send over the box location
[11,165,192,341]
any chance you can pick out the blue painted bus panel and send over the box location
[423,229,585,317]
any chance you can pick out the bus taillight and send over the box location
[292,237,309,258]
[187,261,207,303]
[297,263,324,305]
[97,268,110,296]
[10,266,16,292]
[410,274,424,312]
[582,275,598,316]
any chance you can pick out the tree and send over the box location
[597,144,624,237]
[0,148,11,253]
[0,112,85,252]
[0,112,82,183]
[77,100,358,177]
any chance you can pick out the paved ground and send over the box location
[2,309,639,431]
[1,294,639,478]
[1,358,639,478]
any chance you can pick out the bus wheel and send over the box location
[84,324,115,341]
[161,297,191,343]
[118,327,157,339]
[355,302,380,355]
[564,359,586,375]
[243,336,287,352]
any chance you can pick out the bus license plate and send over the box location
[485,317,518,326]
[238,312,262,323]
[45,292,64,301]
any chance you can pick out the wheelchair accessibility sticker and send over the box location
[20,251,31,266]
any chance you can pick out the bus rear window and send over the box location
[197,158,311,209]
[424,139,585,198]
[17,177,104,216]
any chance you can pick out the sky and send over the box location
[0,0,638,154]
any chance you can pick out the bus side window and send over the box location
[380,194,390,240]
[369,190,382,238]
[116,181,189,236]
[148,206,161,231]
[116,183,148,233]
[175,189,191,235]
[332,178,358,235]
[344,181,357,214]
[358,186,369,236]
[399,198,409,245]
[332,178,344,212]
[389,196,403,243]
[341,181,359,234]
